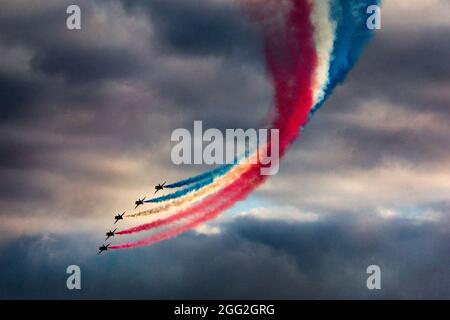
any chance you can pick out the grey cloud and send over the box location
[0,72,40,120]
[337,126,450,167]
[0,0,149,84]
[0,0,272,223]
[30,44,142,83]
[122,0,262,57]
[332,29,450,118]
[1,215,450,299]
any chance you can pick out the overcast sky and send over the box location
[0,0,449,299]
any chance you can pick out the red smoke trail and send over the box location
[111,0,317,249]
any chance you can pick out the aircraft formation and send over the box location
[98,182,166,254]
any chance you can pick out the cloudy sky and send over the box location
[0,0,449,299]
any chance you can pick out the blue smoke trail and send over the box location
[165,164,234,188]
[310,0,380,116]
[146,174,217,203]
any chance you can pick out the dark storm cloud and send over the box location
[324,28,450,118]
[0,0,147,84]
[1,215,450,299]
[30,43,142,83]
[360,29,450,83]
[118,0,270,128]
[0,170,53,204]
[0,0,268,123]
[117,0,270,131]
[0,72,38,119]
[121,0,262,57]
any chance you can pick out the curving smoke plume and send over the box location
[111,0,380,250]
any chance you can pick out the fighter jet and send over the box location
[134,197,146,209]
[98,243,110,255]
[105,228,117,241]
[154,182,166,194]
[114,211,125,224]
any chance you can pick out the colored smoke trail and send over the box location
[127,157,256,218]
[147,162,246,204]
[164,164,233,189]
[141,0,338,206]
[123,0,320,226]
[113,0,317,247]
[138,154,258,216]
[149,152,251,203]
[146,176,218,203]
[112,0,379,249]
[152,0,379,201]
[117,163,260,237]
[112,163,262,248]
